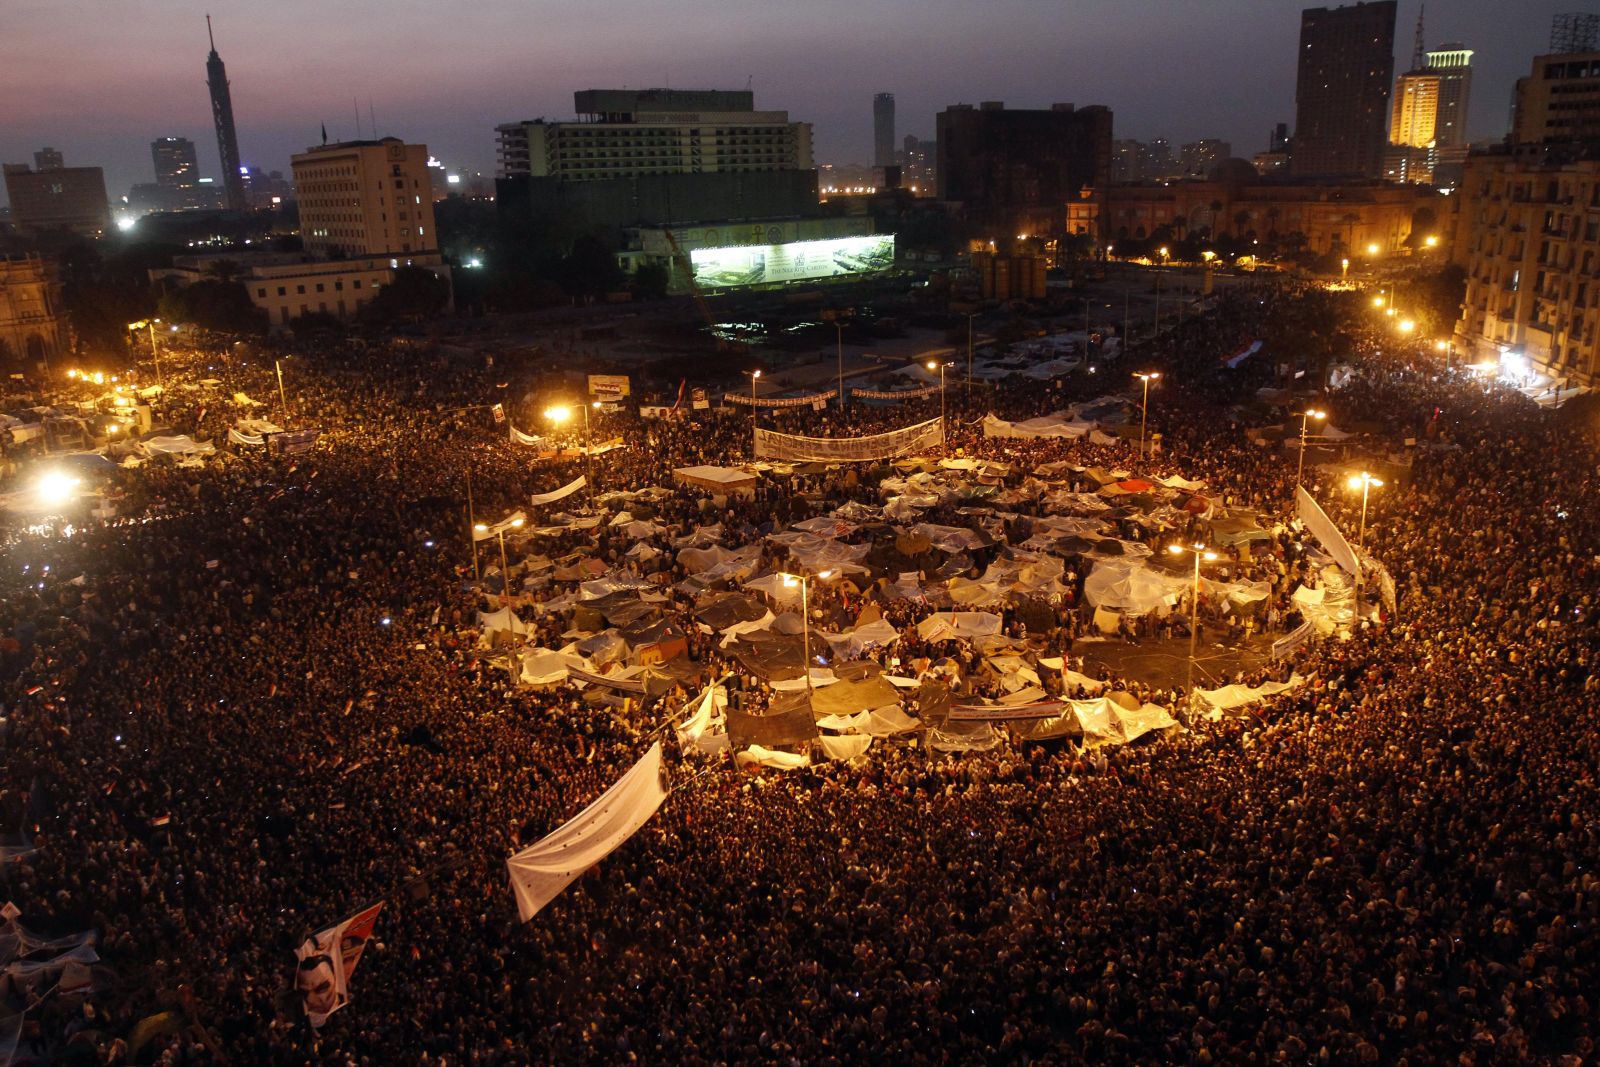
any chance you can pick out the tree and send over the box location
[361,267,451,325]
[160,280,264,334]
[559,235,624,302]
[630,263,670,301]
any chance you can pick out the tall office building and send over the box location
[204,16,248,212]
[874,93,896,168]
[1513,51,1600,145]
[1292,1,1397,178]
[292,138,438,258]
[2,163,109,237]
[1180,139,1233,176]
[152,137,199,186]
[1427,44,1473,148]
[936,100,1113,240]
[32,148,64,172]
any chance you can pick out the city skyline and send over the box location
[0,0,1578,208]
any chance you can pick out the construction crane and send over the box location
[663,228,743,354]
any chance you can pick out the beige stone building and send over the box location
[0,256,68,371]
[1513,52,1600,146]
[1450,146,1600,385]
[292,138,439,258]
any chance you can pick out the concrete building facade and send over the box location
[0,256,68,371]
[2,163,109,237]
[1073,174,1437,256]
[1513,52,1600,146]
[292,138,439,258]
[1292,1,1398,178]
[1450,146,1600,386]
[936,101,1113,242]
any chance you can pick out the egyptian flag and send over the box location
[669,379,687,413]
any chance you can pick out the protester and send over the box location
[0,280,1595,1065]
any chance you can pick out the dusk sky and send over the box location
[0,0,1575,207]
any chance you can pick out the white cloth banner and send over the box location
[506,743,669,923]
[1296,486,1360,576]
[508,424,544,446]
[529,476,586,506]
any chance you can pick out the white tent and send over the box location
[1193,674,1307,718]
[916,611,1002,642]
[478,606,531,635]
[1083,560,1183,616]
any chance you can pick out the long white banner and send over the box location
[1295,486,1359,575]
[506,742,668,922]
[529,476,586,506]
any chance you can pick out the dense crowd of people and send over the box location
[0,277,1596,1065]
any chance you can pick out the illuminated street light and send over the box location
[1135,371,1160,458]
[927,360,953,447]
[1346,471,1383,619]
[1424,234,1439,248]
[35,470,80,509]
[780,569,835,688]
[1397,318,1415,334]
[1294,408,1326,493]
[1167,542,1220,682]
[1366,242,1380,255]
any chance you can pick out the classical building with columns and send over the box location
[0,256,68,372]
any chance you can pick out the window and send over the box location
[277,286,287,297]
[354,280,363,289]
[335,280,344,291]
[296,284,306,295]
[257,287,267,297]
[315,283,325,293]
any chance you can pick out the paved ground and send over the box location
[1075,631,1277,692]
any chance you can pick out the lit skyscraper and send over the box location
[152,137,199,187]
[205,16,247,212]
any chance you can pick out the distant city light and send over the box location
[115,216,137,232]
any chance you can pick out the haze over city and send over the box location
[0,0,1573,203]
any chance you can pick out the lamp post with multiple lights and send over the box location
[1167,542,1219,684]
[1136,371,1160,458]
[1347,471,1383,619]
[1294,408,1326,493]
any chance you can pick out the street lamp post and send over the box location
[1346,471,1383,620]
[474,517,526,604]
[1168,542,1219,684]
[745,369,762,456]
[835,322,846,411]
[1135,371,1160,458]
[466,470,481,585]
[545,402,600,501]
[781,570,835,688]
[927,360,952,448]
[127,319,166,388]
[1294,408,1326,493]
[275,359,290,418]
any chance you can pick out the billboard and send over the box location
[586,374,631,400]
[689,235,895,290]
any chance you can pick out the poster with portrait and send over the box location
[293,901,384,1028]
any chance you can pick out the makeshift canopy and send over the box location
[506,743,668,922]
[673,465,758,494]
[1193,674,1306,718]
[982,412,1095,439]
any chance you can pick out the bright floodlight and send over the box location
[782,573,799,587]
[1203,551,1218,561]
[473,523,489,532]
[36,470,80,508]
[1424,235,1439,247]
[817,570,835,580]
[927,360,938,371]
[1372,297,1384,308]
[1168,544,1184,555]
[752,370,761,380]
[1308,409,1326,419]
[1366,243,1380,255]
[510,518,525,528]
[1397,319,1415,334]
[544,405,571,424]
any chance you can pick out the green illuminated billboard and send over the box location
[689,234,895,289]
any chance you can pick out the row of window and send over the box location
[257,277,373,298]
